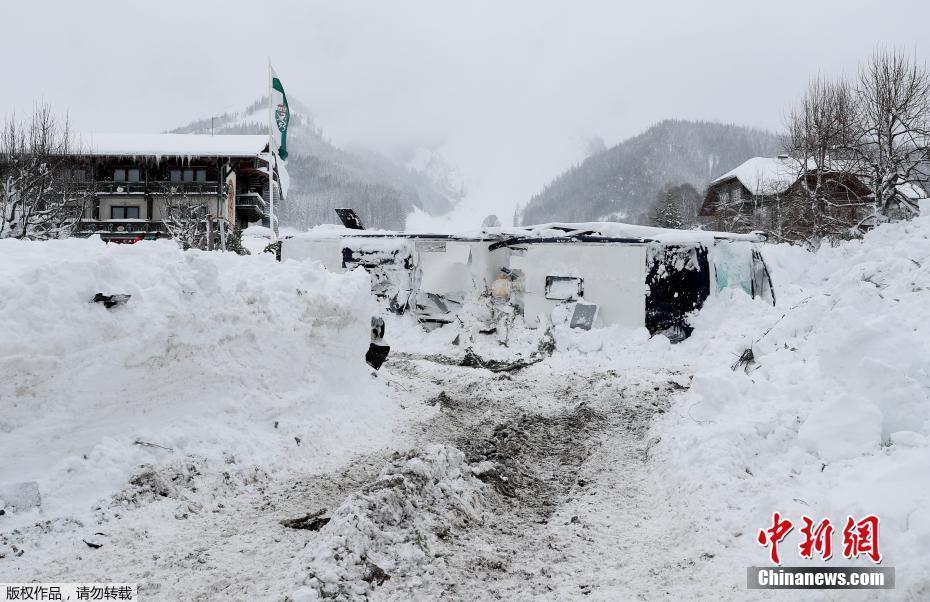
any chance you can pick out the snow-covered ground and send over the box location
[1,215,929,600]
[0,238,397,526]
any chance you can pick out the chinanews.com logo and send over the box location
[747,512,894,590]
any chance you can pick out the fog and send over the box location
[3,0,930,226]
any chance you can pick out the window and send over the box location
[183,169,194,182]
[170,169,182,183]
[545,276,583,301]
[71,169,86,182]
[114,169,126,182]
[111,206,140,219]
[195,169,207,183]
[128,169,141,183]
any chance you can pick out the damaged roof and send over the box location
[291,221,766,244]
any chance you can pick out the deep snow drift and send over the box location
[644,214,930,596]
[0,237,399,526]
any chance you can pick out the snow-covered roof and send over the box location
[289,221,765,244]
[897,181,927,200]
[712,156,929,204]
[79,133,270,158]
[710,156,801,195]
[493,222,766,243]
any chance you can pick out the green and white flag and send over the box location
[269,64,289,160]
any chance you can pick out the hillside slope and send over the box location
[171,98,464,230]
[520,120,780,225]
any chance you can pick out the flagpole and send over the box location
[267,57,276,242]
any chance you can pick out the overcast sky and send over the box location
[4,0,930,226]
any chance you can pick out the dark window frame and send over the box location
[110,206,141,220]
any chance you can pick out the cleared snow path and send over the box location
[329,356,691,600]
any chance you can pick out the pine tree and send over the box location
[652,189,684,229]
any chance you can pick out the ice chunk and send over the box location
[0,481,41,512]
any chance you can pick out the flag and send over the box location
[269,65,289,160]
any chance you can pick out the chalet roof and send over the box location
[710,156,801,196]
[79,133,270,158]
[897,181,927,200]
[711,156,928,200]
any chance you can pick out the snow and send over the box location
[80,133,270,158]
[295,445,487,600]
[0,236,392,527]
[504,221,767,243]
[710,156,801,195]
[638,213,930,596]
[2,212,930,598]
[291,220,765,244]
[712,156,928,205]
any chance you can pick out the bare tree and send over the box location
[0,104,95,239]
[783,76,865,244]
[849,48,930,221]
[160,188,209,250]
[779,49,930,244]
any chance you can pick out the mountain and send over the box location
[519,120,781,226]
[170,98,464,230]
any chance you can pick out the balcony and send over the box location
[236,192,267,221]
[76,219,168,240]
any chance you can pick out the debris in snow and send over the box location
[133,439,173,452]
[280,508,330,531]
[569,302,598,330]
[730,347,755,372]
[91,293,131,308]
[457,330,555,373]
[361,561,391,586]
[124,461,202,502]
[425,390,453,408]
[366,343,391,370]
[296,445,487,599]
[334,208,366,230]
[82,538,103,549]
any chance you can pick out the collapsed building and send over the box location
[282,211,775,343]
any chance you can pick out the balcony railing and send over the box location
[236,192,267,220]
[76,219,168,237]
[73,181,221,195]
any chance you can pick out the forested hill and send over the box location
[171,98,464,230]
[519,120,781,226]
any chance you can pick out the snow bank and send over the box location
[0,237,389,525]
[295,445,487,599]
[647,214,930,594]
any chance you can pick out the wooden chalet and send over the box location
[67,133,285,242]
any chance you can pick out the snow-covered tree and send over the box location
[0,104,95,239]
[160,188,209,250]
[783,76,863,243]
[651,188,684,229]
[849,48,930,221]
[481,214,502,228]
[781,49,930,243]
